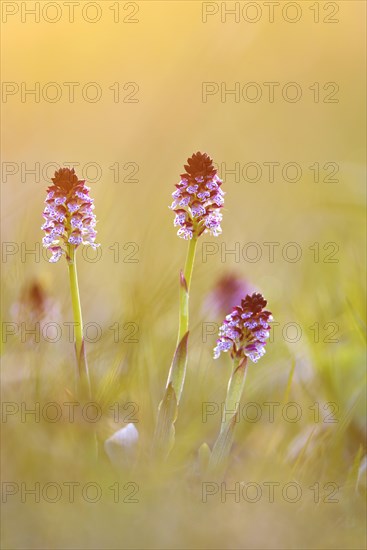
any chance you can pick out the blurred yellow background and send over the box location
[1,1,366,549]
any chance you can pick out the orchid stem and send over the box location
[67,244,91,401]
[220,357,247,433]
[154,235,198,458]
[67,244,97,459]
[208,357,248,476]
[171,235,197,400]
[178,235,197,342]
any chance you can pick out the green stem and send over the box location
[67,245,91,400]
[208,357,248,476]
[153,236,198,457]
[68,246,83,356]
[168,235,197,401]
[220,357,247,433]
[178,235,198,344]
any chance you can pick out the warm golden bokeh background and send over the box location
[1,1,366,548]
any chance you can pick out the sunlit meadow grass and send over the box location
[1,170,365,548]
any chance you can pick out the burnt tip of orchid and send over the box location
[183,151,216,177]
[50,167,83,193]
